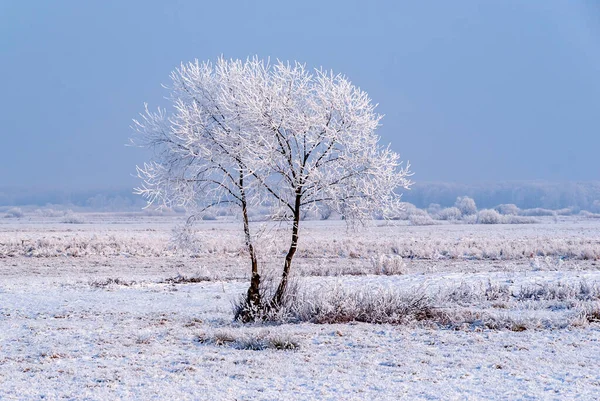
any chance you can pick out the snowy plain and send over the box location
[1,214,600,400]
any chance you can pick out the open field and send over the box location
[1,215,600,400]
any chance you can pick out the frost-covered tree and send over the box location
[477,209,502,224]
[455,196,477,216]
[131,57,412,320]
[495,203,520,216]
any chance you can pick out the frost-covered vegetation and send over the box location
[4,207,24,218]
[1,214,599,399]
[2,217,600,261]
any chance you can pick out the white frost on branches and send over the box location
[131,57,412,223]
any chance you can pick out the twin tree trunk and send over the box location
[241,189,302,321]
[240,174,261,318]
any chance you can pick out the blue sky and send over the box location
[1,1,599,190]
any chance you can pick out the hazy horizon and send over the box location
[2,1,599,191]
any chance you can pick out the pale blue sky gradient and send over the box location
[1,1,599,190]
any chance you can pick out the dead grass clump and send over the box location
[443,281,511,304]
[288,285,434,325]
[160,274,211,284]
[516,281,600,302]
[196,330,299,351]
[90,278,135,288]
[579,302,600,323]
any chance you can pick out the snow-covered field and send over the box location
[1,215,600,400]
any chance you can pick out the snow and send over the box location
[1,215,599,399]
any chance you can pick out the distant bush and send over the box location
[319,204,333,220]
[592,200,600,214]
[391,202,419,220]
[436,207,462,221]
[409,212,436,226]
[427,203,442,216]
[4,207,24,218]
[477,209,501,224]
[502,215,538,224]
[580,210,600,219]
[519,208,554,217]
[142,208,177,216]
[495,204,520,215]
[34,208,66,217]
[455,196,477,215]
[61,213,86,224]
[555,207,577,216]
[462,214,478,224]
[215,208,231,217]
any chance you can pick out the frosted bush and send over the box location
[61,213,86,224]
[555,207,577,216]
[495,204,520,215]
[34,208,66,217]
[287,284,434,324]
[455,196,477,215]
[4,207,24,218]
[519,208,554,217]
[436,207,462,221]
[409,212,436,226]
[391,202,419,220]
[170,223,202,254]
[477,209,501,224]
[427,203,441,217]
[462,214,477,224]
[592,200,600,214]
[502,215,538,224]
[370,254,407,275]
[319,204,333,220]
[579,210,600,219]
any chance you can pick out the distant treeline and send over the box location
[402,181,600,210]
[0,188,145,211]
[1,181,600,212]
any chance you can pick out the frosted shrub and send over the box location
[371,254,407,275]
[289,285,434,324]
[579,210,600,219]
[555,207,577,216]
[477,209,501,224]
[319,204,333,220]
[392,202,419,220]
[61,213,86,224]
[519,208,554,217]
[34,208,66,217]
[462,214,478,224]
[427,203,442,217]
[495,204,520,215]
[592,200,600,213]
[519,281,600,302]
[455,196,477,215]
[409,212,436,226]
[4,207,24,218]
[436,207,462,221]
[503,215,538,224]
[170,223,202,254]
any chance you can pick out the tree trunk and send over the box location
[239,175,261,322]
[272,191,302,308]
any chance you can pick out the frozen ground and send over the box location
[1,215,599,400]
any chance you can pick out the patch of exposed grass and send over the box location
[195,330,299,351]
